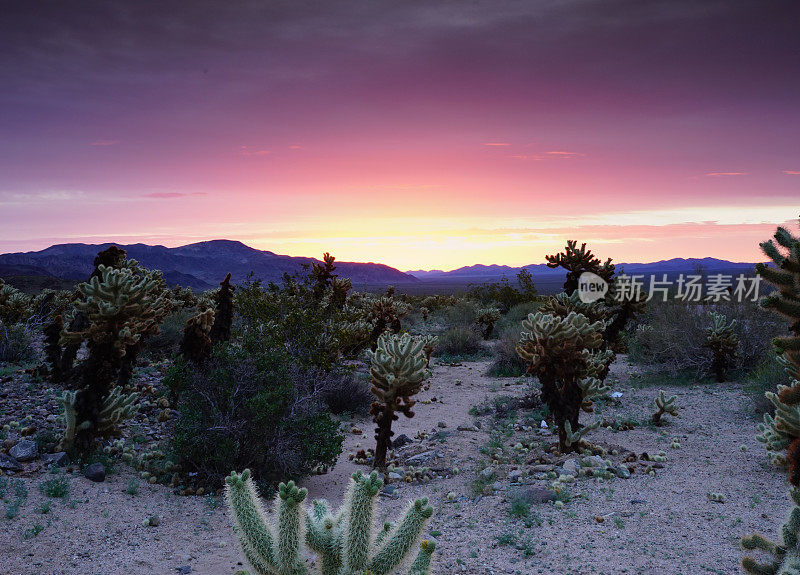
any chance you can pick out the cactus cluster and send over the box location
[225,469,436,575]
[209,272,234,344]
[652,390,678,426]
[475,307,501,339]
[369,333,432,469]
[752,219,800,482]
[180,308,215,363]
[516,311,610,452]
[57,262,170,454]
[545,240,615,296]
[703,312,738,383]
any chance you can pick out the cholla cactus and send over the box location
[539,291,610,325]
[58,387,137,450]
[652,390,678,426]
[516,311,607,452]
[475,307,501,339]
[0,281,32,325]
[545,240,615,295]
[753,219,800,484]
[209,273,234,344]
[180,309,215,364]
[702,312,738,383]
[742,488,800,574]
[225,469,436,575]
[367,293,410,351]
[58,264,169,454]
[369,333,430,468]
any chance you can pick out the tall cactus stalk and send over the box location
[225,469,436,575]
[703,312,738,383]
[59,264,169,454]
[368,333,430,469]
[516,311,609,452]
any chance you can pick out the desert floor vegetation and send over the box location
[0,223,799,574]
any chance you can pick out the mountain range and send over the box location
[0,240,419,290]
[406,257,760,281]
[0,240,762,292]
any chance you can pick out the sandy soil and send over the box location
[0,356,788,574]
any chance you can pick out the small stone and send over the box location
[437,421,447,428]
[0,453,23,471]
[490,481,504,491]
[508,469,523,482]
[480,467,495,479]
[175,567,191,575]
[145,515,160,527]
[612,466,631,479]
[392,434,412,448]
[530,464,554,473]
[523,487,558,504]
[84,462,106,482]
[9,439,38,461]
[456,424,479,432]
[41,452,69,467]
[388,472,403,480]
[561,458,580,475]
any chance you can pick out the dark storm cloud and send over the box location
[2,0,799,115]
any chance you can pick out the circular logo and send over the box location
[578,271,608,303]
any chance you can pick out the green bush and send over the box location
[628,301,783,380]
[0,322,37,363]
[170,334,343,486]
[142,308,195,361]
[433,325,485,359]
[487,325,528,377]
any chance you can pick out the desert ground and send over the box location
[0,354,784,575]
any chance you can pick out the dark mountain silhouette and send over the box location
[0,240,419,290]
[407,257,761,281]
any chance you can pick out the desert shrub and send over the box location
[628,301,783,380]
[487,325,528,377]
[433,325,484,359]
[496,301,541,333]
[142,308,195,361]
[170,334,343,486]
[319,369,373,415]
[440,299,480,328]
[745,352,785,414]
[0,322,37,363]
[467,269,539,313]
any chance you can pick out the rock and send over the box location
[522,487,558,504]
[41,452,69,467]
[437,421,447,428]
[508,469,523,482]
[490,481,504,491]
[9,439,37,461]
[406,451,436,465]
[392,434,413,448]
[613,466,631,479]
[561,458,580,475]
[84,462,106,482]
[480,467,495,479]
[631,499,647,505]
[582,455,606,468]
[380,484,399,498]
[457,424,479,432]
[387,472,403,480]
[0,453,23,471]
[530,464,554,473]
[175,567,191,575]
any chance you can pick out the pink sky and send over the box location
[1,1,798,270]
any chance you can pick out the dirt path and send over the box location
[0,357,788,574]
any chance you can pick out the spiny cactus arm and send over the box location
[368,497,434,574]
[563,419,600,449]
[406,540,436,575]
[224,470,280,575]
[342,470,382,573]
[652,390,678,424]
[578,376,611,403]
[276,481,308,574]
[305,509,342,575]
[373,521,394,548]
[57,390,91,450]
[96,387,138,434]
[742,489,800,574]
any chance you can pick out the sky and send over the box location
[1,0,798,271]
